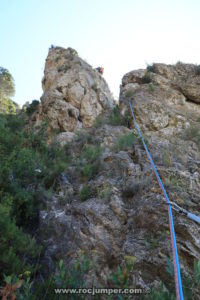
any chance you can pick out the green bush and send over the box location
[0,97,17,114]
[97,184,112,200]
[0,67,15,98]
[147,63,156,73]
[183,124,200,146]
[76,144,103,180]
[94,105,130,128]
[74,130,93,145]
[26,100,39,116]
[0,112,71,278]
[144,257,200,300]
[0,204,40,277]
[125,89,135,99]
[114,132,137,151]
[1,273,33,300]
[81,143,102,162]
[195,65,200,76]
[148,83,156,93]
[141,72,152,84]
[79,185,92,201]
[108,256,135,299]
[54,255,91,289]
[57,64,71,73]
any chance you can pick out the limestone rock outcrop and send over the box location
[38,61,200,298]
[32,47,114,133]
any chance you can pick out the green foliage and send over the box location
[147,63,156,73]
[147,284,175,300]
[0,204,40,277]
[148,83,156,93]
[194,259,200,286]
[146,257,200,300]
[79,185,92,201]
[114,132,136,151]
[54,255,91,289]
[144,232,166,249]
[196,116,200,122]
[141,72,152,84]
[97,184,112,200]
[0,67,15,98]
[183,124,200,146]
[94,105,130,128]
[108,257,135,299]
[195,65,200,75]
[125,89,135,99]
[26,100,40,116]
[109,259,134,288]
[0,112,71,279]
[81,143,102,162]
[34,254,92,300]
[162,150,172,167]
[0,97,17,114]
[57,64,71,73]
[74,130,93,145]
[164,175,185,192]
[1,273,34,300]
[76,144,103,180]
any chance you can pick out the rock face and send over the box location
[39,62,200,298]
[33,47,114,133]
[118,62,200,296]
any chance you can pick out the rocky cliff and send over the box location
[37,58,200,298]
[32,47,114,143]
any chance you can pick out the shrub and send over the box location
[74,130,93,146]
[183,124,200,146]
[144,232,166,249]
[57,64,71,73]
[75,144,103,180]
[94,105,130,128]
[0,67,15,98]
[79,185,92,201]
[164,175,182,192]
[109,257,135,288]
[195,65,200,76]
[144,257,200,300]
[97,184,112,200]
[0,97,17,114]
[125,89,135,99]
[114,132,137,151]
[162,150,172,167]
[0,204,41,277]
[196,116,200,122]
[148,83,155,93]
[81,163,98,179]
[0,274,33,300]
[122,177,150,197]
[0,112,71,278]
[141,72,152,84]
[26,100,40,116]
[81,144,102,162]
[147,63,156,73]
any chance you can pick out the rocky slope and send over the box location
[37,57,200,298]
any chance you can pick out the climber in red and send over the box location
[96,67,104,75]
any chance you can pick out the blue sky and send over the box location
[1,0,200,106]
